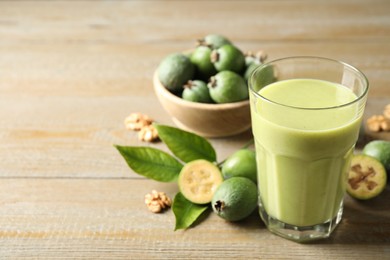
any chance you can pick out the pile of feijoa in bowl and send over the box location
[157,34,267,104]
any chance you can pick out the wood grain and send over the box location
[0,179,388,259]
[0,0,389,258]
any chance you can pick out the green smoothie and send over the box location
[251,78,362,227]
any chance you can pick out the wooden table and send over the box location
[1,1,389,259]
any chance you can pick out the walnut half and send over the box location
[366,115,390,132]
[124,113,153,131]
[124,112,159,142]
[383,104,390,119]
[144,190,172,213]
[138,125,159,142]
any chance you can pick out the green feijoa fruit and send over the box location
[244,51,267,67]
[212,177,258,221]
[190,46,217,80]
[158,53,195,93]
[178,159,224,204]
[244,62,260,82]
[362,140,390,172]
[244,52,268,81]
[211,45,245,73]
[250,64,277,88]
[245,55,257,67]
[182,80,213,103]
[198,34,232,49]
[208,71,248,103]
[221,149,257,183]
[347,154,387,200]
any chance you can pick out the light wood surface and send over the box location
[0,1,389,259]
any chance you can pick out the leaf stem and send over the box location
[241,138,254,149]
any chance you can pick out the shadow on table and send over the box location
[219,209,266,231]
[317,185,390,245]
[226,186,390,245]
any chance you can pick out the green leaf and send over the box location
[115,145,183,182]
[154,124,217,163]
[172,192,210,230]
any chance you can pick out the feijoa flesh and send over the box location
[182,80,213,103]
[158,53,195,93]
[347,154,387,200]
[178,159,223,204]
[212,177,258,221]
[208,71,248,103]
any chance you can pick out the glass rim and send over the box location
[249,56,369,111]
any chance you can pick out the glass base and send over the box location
[259,203,343,243]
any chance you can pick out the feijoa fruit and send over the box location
[212,177,258,221]
[208,71,248,103]
[190,46,217,80]
[221,149,257,183]
[182,80,213,103]
[158,53,195,93]
[362,140,390,172]
[178,159,223,204]
[346,154,387,200]
[198,34,232,49]
[211,45,245,74]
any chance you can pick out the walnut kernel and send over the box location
[383,104,390,119]
[366,115,390,132]
[145,190,172,213]
[124,113,153,131]
[138,125,159,142]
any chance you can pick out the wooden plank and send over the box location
[0,92,253,178]
[0,1,389,44]
[0,179,388,259]
[0,41,389,97]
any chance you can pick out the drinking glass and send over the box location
[249,56,369,242]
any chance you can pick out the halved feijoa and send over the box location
[347,154,387,200]
[178,159,223,204]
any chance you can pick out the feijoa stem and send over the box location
[214,200,225,213]
[184,80,193,89]
[196,39,212,48]
[242,139,254,149]
[208,77,217,88]
[210,50,219,63]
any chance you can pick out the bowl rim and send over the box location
[153,70,250,111]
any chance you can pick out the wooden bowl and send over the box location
[153,70,251,138]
